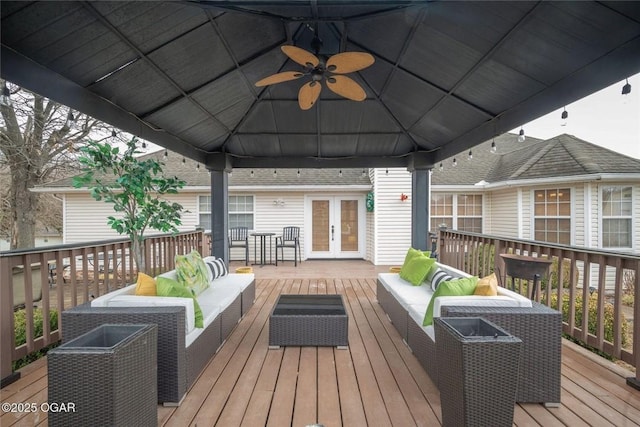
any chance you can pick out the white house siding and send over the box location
[64,192,199,243]
[485,189,519,238]
[372,168,412,265]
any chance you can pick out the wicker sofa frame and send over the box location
[376,276,561,406]
[62,279,255,406]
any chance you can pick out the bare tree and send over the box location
[0,79,108,249]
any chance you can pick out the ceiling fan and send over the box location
[255,34,375,110]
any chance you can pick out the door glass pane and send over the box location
[312,200,330,251]
[341,200,358,252]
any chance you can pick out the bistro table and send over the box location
[251,232,276,266]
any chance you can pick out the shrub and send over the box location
[541,258,577,291]
[547,293,630,349]
[12,307,59,370]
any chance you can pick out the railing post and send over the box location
[1,256,20,387]
[627,261,640,390]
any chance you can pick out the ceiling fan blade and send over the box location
[281,45,320,68]
[326,52,375,74]
[298,81,322,110]
[255,71,304,87]
[326,75,367,101]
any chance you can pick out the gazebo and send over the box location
[2,0,640,259]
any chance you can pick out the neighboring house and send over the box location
[0,227,63,251]
[34,133,640,265]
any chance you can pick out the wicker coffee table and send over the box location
[269,294,348,348]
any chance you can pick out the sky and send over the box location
[511,73,640,159]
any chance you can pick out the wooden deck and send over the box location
[2,261,640,426]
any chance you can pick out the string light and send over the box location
[468,150,473,160]
[338,169,343,178]
[561,107,568,126]
[439,162,443,171]
[250,170,254,178]
[452,157,457,167]
[297,169,301,178]
[361,169,366,177]
[182,157,186,164]
[518,128,525,142]
[385,168,389,175]
[273,169,277,178]
[163,149,168,160]
[195,163,200,171]
[490,139,497,153]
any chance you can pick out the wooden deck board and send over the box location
[3,262,640,427]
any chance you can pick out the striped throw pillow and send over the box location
[430,268,454,292]
[205,258,228,281]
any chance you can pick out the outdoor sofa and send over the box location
[61,256,255,406]
[377,262,561,406]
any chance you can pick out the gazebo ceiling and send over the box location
[2,1,640,169]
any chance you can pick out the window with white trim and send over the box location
[430,193,482,233]
[601,186,632,248]
[533,188,571,244]
[197,195,255,230]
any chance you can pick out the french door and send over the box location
[305,195,365,259]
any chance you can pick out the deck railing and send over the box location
[438,229,640,385]
[0,230,208,387]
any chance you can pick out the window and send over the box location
[533,188,571,244]
[457,194,483,233]
[229,195,254,229]
[430,193,482,233]
[197,195,254,231]
[198,196,211,230]
[602,186,632,248]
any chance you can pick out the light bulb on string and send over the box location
[517,128,525,142]
[250,170,254,178]
[163,150,168,160]
[468,150,473,160]
[273,169,277,178]
[561,108,568,126]
[452,157,457,167]
[361,169,366,177]
[490,140,497,153]
[338,169,343,178]
[297,169,301,178]
[439,162,443,171]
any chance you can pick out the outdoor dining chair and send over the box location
[228,226,249,265]
[275,226,301,266]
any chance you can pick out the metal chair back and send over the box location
[228,226,249,265]
[229,226,248,244]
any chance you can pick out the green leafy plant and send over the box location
[13,308,59,370]
[73,138,185,274]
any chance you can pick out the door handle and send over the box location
[331,225,334,241]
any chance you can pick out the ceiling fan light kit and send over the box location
[256,42,374,110]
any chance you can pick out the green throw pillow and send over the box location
[175,250,210,296]
[422,276,479,326]
[402,247,431,267]
[399,255,436,286]
[156,276,204,329]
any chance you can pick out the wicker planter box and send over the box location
[269,294,348,347]
[48,324,157,427]
[435,317,522,427]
